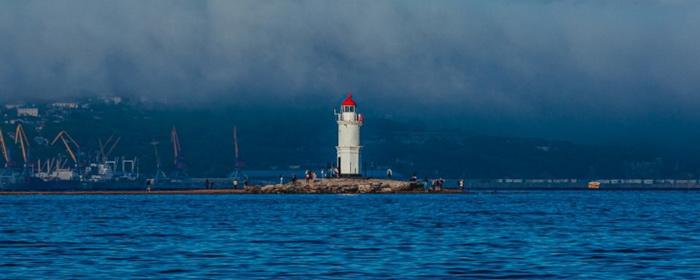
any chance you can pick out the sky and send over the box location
[1,0,700,146]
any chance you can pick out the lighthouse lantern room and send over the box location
[336,93,363,177]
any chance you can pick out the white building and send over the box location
[51,102,79,109]
[336,93,364,176]
[101,96,122,105]
[16,107,39,117]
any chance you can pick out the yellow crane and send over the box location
[14,124,30,164]
[0,128,9,166]
[51,130,80,165]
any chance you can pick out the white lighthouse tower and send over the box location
[336,93,364,177]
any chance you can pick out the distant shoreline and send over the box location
[4,178,700,195]
[1,187,700,195]
[0,189,463,196]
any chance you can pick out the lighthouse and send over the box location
[336,93,364,177]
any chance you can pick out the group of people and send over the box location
[424,178,466,192]
[280,171,300,185]
[427,178,446,191]
[279,169,327,185]
[304,170,318,183]
[202,178,250,189]
[408,173,467,192]
[411,176,464,192]
[200,170,469,191]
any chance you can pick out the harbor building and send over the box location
[16,107,39,117]
[336,93,364,177]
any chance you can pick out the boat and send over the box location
[1,160,142,191]
[0,168,27,190]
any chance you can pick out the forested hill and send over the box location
[2,98,698,179]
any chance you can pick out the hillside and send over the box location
[2,98,698,179]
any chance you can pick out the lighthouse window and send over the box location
[344,106,354,113]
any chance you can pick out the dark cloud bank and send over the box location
[1,0,700,145]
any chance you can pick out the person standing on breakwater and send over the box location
[423,177,430,192]
[459,179,465,191]
[387,168,393,178]
[279,175,284,185]
[233,178,239,189]
[432,178,444,191]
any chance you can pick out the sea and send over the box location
[1,191,699,279]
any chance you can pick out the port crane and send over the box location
[171,127,185,169]
[51,130,80,165]
[98,134,121,162]
[150,140,167,181]
[233,126,240,168]
[0,128,9,167]
[150,140,161,171]
[14,124,30,165]
[230,126,243,181]
[169,126,189,179]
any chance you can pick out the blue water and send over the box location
[1,192,700,279]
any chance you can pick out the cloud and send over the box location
[1,0,700,143]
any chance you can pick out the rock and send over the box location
[252,179,421,194]
[358,184,372,193]
[245,186,261,193]
[344,185,358,193]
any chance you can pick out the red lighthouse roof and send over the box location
[341,93,357,106]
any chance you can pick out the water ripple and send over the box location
[1,192,700,278]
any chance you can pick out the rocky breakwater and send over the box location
[248,178,423,194]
